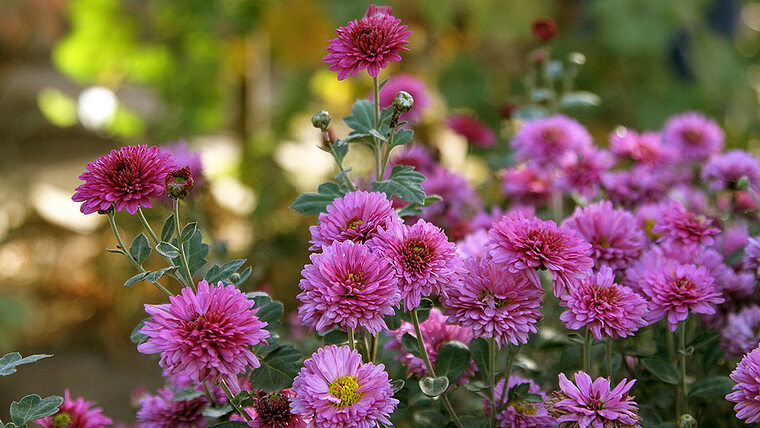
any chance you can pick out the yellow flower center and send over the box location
[328,375,363,407]
[513,400,537,415]
[52,412,73,427]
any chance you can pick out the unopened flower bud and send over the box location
[229,272,241,283]
[97,205,114,215]
[311,110,331,131]
[165,166,194,200]
[737,175,751,190]
[569,52,586,66]
[679,414,697,428]
[532,18,558,42]
[393,91,414,113]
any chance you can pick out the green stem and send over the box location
[373,76,380,130]
[583,327,591,373]
[370,333,378,363]
[606,338,614,380]
[348,327,356,351]
[373,75,384,182]
[220,379,252,422]
[324,130,357,191]
[137,208,159,244]
[173,199,196,291]
[203,381,219,406]
[677,322,688,420]
[498,345,518,410]
[488,338,497,428]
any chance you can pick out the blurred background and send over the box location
[1,0,759,422]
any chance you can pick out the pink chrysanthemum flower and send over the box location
[443,258,543,347]
[136,387,208,428]
[602,165,668,208]
[702,150,760,192]
[309,190,401,252]
[622,246,679,295]
[744,237,760,276]
[639,264,724,331]
[385,308,475,383]
[229,389,310,428]
[137,281,270,391]
[662,111,724,161]
[555,149,614,199]
[368,219,464,311]
[298,240,400,334]
[501,164,553,207]
[722,306,760,358]
[511,115,593,167]
[323,5,411,80]
[727,346,760,423]
[35,390,112,428]
[559,267,648,340]
[445,115,496,148]
[609,128,676,167]
[651,200,720,254]
[488,212,593,297]
[549,372,641,428]
[72,145,175,214]
[378,74,431,122]
[290,345,398,428]
[562,201,647,274]
[456,229,491,261]
[484,376,556,428]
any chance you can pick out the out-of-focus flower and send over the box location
[722,306,760,358]
[456,229,491,261]
[391,145,438,176]
[702,150,760,192]
[603,165,668,208]
[652,200,720,254]
[420,165,483,239]
[445,115,496,148]
[136,387,208,428]
[35,390,113,428]
[532,18,558,42]
[484,376,556,427]
[548,372,641,427]
[511,115,592,168]
[662,112,723,161]
[744,237,760,276]
[555,148,614,199]
[609,128,675,167]
[501,164,552,207]
[727,346,760,423]
[229,389,311,428]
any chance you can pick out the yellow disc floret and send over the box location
[328,375,363,407]
[52,412,73,427]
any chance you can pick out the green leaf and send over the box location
[203,403,233,418]
[161,214,176,242]
[396,195,442,218]
[686,332,719,351]
[10,394,64,426]
[401,333,422,359]
[641,358,679,385]
[289,182,346,215]
[255,301,283,331]
[372,165,426,205]
[419,376,449,397]
[209,422,251,428]
[390,379,405,394]
[559,91,601,109]
[390,128,414,148]
[156,241,180,258]
[369,128,387,143]
[332,142,349,163]
[129,233,151,265]
[249,345,301,393]
[130,319,149,345]
[434,341,471,384]
[384,309,402,331]
[0,353,52,376]
[172,230,209,277]
[179,222,198,243]
[124,272,149,287]
[236,267,253,284]
[726,248,745,266]
[321,329,348,345]
[343,99,376,134]
[205,259,246,284]
[172,387,204,402]
[470,338,490,379]
[568,333,587,345]
[414,409,447,427]
[142,267,174,284]
[688,376,734,399]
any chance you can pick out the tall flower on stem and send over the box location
[34,390,113,428]
[548,371,641,427]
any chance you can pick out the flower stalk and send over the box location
[173,199,196,292]
[220,379,252,422]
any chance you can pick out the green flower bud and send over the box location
[679,414,697,428]
[311,110,332,131]
[737,175,751,191]
[165,166,194,200]
[393,91,414,113]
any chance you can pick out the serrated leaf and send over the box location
[129,233,151,265]
[372,165,426,205]
[688,376,734,399]
[179,222,198,243]
[156,241,180,258]
[559,91,601,109]
[641,358,679,385]
[172,230,209,278]
[435,341,471,384]
[369,128,387,142]
[289,182,346,215]
[205,259,246,284]
[0,353,53,376]
[161,214,176,242]
[143,267,174,284]
[390,128,414,148]
[130,319,149,345]
[255,301,283,331]
[470,338,490,379]
[402,333,422,359]
[237,267,253,284]
[124,272,149,287]
[419,376,449,397]
[10,394,63,426]
[343,99,392,135]
[249,345,301,393]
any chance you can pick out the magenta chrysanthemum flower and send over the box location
[511,115,593,167]
[702,150,760,192]
[456,229,491,261]
[445,115,496,148]
[744,237,760,276]
[443,257,543,347]
[555,149,614,199]
[722,306,760,358]
[662,112,724,161]
[559,267,648,340]
[298,240,400,334]
[609,128,676,167]
[323,5,411,80]
[501,164,552,207]
[602,165,668,208]
[562,201,647,274]
[229,389,311,428]
[290,345,398,428]
[72,145,175,214]
[137,281,270,390]
[136,387,208,428]
[488,212,593,297]
[728,345,760,423]
[385,308,475,382]
[651,200,720,254]
[550,371,641,428]
[419,165,482,239]
[623,246,678,295]
[378,74,431,122]
[368,219,464,311]
[35,390,112,428]
[309,190,401,252]
[484,376,556,428]
[639,264,723,331]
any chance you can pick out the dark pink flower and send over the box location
[378,74,431,122]
[623,246,678,295]
[501,164,553,207]
[136,387,208,428]
[391,145,437,176]
[702,150,760,192]
[609,128,676,166]
[662,111,723,161]
[603,165,669,208]
[532,18,558,42]
[446,115,496,148]
[555,149,614,199]
[229,389,310,428]
[35,390,112,428]
[72,145,175,214]
[484,376,556,428]
[511,115,592,168]
[323,5,411,80]
[550,371,641,427]
[728,346,760,423]
[652,200,720,254]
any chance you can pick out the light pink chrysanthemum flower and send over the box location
[298,240,400,334]
[72,145,176,214]
[743,236,760,276]
[35,390,113,428]
[323,5,411,80]
[368,219,465,311]
[136,387,208,428]
[138,281,270,391]
[662,111,724,161]
[511,115,593,167]
[290,345,398,428]
[443,257,543,347]
[622,246,677,295]
[609,128,676,167]
[722,306,760,359]
[727,346,760,423]
[501,164,553,208]
[639,264,724,331]
[550,371,641,428]
[309,190,401,252]
[456,229,491,261]
[484,376,556,428]
[228,389,311,428]
[702,150,760,192]
[488,212,593,297]
[560,267,648,340]
[651,200,720,254]
[446,115,496,148]
[385,308,475,383]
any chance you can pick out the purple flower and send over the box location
[229,389,311,428]
[484,376,556,428]
[555,148,614,199]
[391,145,437,176]
[385,308,475,383]
[298,240,400,334]
[446,115,496,148]
[290,345,398,428]
[623,246,678,295]
[560,267,648,340]
[609,128,676,166]
[562,201,647,274]
[138,281,270,390]
[652,200,720,254]
[743,237,760,276]
[488,212,593,297]
[368,219,464,311]
[73,145,176,214]
[511,115,593,168]
[35,390,113,428]
[136,387,209,428]
[323,5,411,80]
[722,306,760,358]
[443,257,543,347]
[728,346,760,423]
[420,165,483,239]
[639,264,724,331]
[662,112,723,161]
[456,229,491,261]
[378,74,431,122]
[603,165,668,208]
[309,190,401,251]
[549,371,641,428]
[501,164,552,207]
[702,150,760,192]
